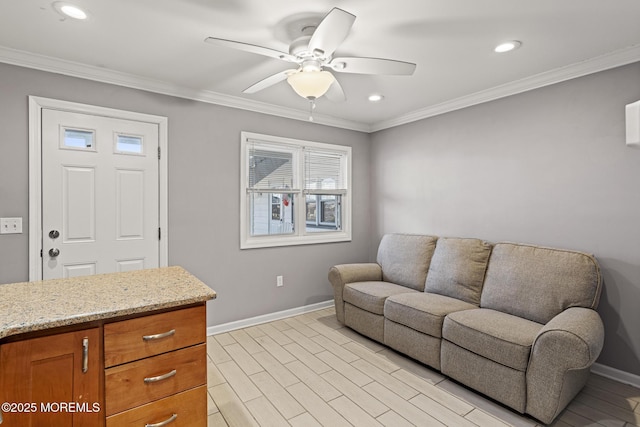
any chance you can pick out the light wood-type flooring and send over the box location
[206,307,640,426]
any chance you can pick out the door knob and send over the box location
[49,229,60,239]
[49,248,60,257]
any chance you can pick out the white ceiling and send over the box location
[2,0,640,131]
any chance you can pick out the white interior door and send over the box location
[41,109,160,279]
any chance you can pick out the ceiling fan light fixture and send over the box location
[287,70,335,99]
[494,40,522,53]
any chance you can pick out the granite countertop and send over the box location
[0,266,216,340]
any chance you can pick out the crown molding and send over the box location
[0,46,370,132]
[372,44,640,132]
[2,44,639,134]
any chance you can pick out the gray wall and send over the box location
[370,62,640,376]
[2,59,639,377]
[0,62,372,327]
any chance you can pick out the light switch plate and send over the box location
[0,217,23,234]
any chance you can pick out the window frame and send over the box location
[240,131,352,249]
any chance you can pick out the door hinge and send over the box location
[40,249,43,257]
[158,227,161,240]
[158,146,161,160]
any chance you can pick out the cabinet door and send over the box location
[0,328,102,427]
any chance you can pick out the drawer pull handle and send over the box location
[144,369,177,384]
[142,329,176,341]
[145,413,177,427]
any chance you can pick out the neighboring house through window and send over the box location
[240,131,351,249]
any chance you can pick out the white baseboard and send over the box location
[591,363,640,389]
[207,300,334,336]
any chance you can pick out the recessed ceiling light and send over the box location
[53,2,89,20]
[368,94,384,102]
[494,40,522,53]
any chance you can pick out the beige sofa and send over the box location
[329,233,604,424]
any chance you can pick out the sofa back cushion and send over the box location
[480,243,602,324]
[377,234,438,291]
[425,237,492,305]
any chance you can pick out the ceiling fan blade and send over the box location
[325,77,346,102]
[205,37,298,63]
[308,8,356,58]
[243,69,297,94]
[329,57,417,75]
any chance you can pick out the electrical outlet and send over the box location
[276,275,284,287]
[0,217,22,234]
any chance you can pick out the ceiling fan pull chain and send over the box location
[308,99,316,121]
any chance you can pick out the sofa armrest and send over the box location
[328,263,382,323]
[526,307,604,423]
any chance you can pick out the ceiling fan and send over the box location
[204,8,416,105]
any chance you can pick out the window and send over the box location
[62,128,95,151]
[240,132,351,249]
[306,195,340,232]
[115,134,144,155]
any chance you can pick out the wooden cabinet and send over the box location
[0,328,103,426]
[104,386,207,427]
[104,305,207,426]
[0,304,207,427]
[104,305,205,367]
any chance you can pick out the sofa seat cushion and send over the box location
[344,281,418,315]
[384,292,477,337]
[443,309,543,371]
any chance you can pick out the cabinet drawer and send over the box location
[106,385,206,427]
[105,344,206,416]
[104,305,205,367]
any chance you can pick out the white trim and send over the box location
[591,363,640,389]
[206,300,333,336]
[28,96,169,281]
[4,44,640,134]
[372,44,640,132]
[0,46,368,133]
[28,98,43,281]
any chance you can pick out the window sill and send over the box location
[240,232,351,250]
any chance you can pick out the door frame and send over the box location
[28,96,169,281]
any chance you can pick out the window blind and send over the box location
[247,142,295,191]
[304,149,346,194]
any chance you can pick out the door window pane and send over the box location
[116,135,143,154]
[63,129,95,150]
[271,195,281,220]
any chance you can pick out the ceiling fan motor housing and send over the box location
[289,34,329,63]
